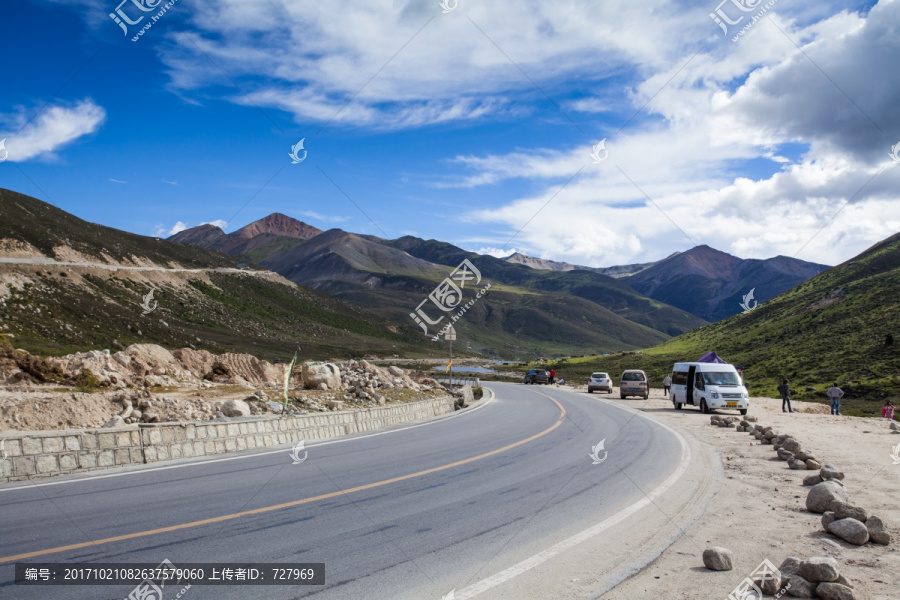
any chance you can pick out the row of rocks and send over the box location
[806,480,892,546]
[703,549,857,599]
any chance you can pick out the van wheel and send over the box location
[700,399,709,414]
[739,408,748,416]
[674,402,683,410]
[643,394,649,400]
[620,394,626,399]
[587,389,593,394]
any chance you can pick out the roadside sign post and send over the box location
[445,325,456,386]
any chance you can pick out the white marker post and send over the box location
[445,325,456,386]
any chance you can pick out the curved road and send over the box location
[0,383,688,600]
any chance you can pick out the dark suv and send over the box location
[524,369,549,384]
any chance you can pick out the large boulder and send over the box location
[702,547,733,571]
[797,557,839,583]
[458,384,475,407]
[806,481,849,514]
[302,362,341,390]
[221,399,251,417]
[827,518,869,545]
[865,515,891,545]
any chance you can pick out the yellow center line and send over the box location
[0,395,566,564]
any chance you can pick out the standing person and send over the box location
[777,378,792,413]
[882,400,896,421]
[826,383,844,415]
[548,368,556,385]
[662,374,672,397]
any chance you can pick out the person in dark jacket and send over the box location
[777,378,792,413]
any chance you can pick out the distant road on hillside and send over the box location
[0,256,276,276]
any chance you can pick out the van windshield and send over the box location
[700,372,741,386]
[622,372,645,381]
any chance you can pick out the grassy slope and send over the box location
[537,233,900,417]
[0,190,434,360]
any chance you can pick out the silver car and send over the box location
[587,372,613,393]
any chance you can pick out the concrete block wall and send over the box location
[0,396,455,482]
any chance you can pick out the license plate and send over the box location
[726,402,738,407]
[629,388,638,392]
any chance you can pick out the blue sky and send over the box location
[1,0,897,268]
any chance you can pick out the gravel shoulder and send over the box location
[591,388,900,600]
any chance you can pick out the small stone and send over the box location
[815,582,856,600]
[795,450,814,461]
[805,459,821,470]
[890,421,899,431]
[103,416,125,428]
[806,480,849,513]
[702,547,733,571]
[798,556,839,583]
[221,399,251,417]
[803,473,823,486]
[777,449,795,461]
[745,415,758,422]
[820,464,844,481]
[822,512,837,530]
[832,501,867,523]
[779,557,801,576]
[866,515,891,545]
[789,458,807,470]
[827,518,869,545]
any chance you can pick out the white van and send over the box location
[670,362,749,415]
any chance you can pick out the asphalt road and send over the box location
[0,383,684,600]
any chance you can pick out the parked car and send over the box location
[524,369,549,384]
[587,372,613,393]
[670,361,749,415]
[619,370,649,399]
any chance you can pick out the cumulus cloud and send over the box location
[0,100,106,162]
[457,2,900,266]
[475,247,520,259]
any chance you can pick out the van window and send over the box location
[622,372,645,381]
[695,373,705,391]
[700,372,741,386]
[672,371,688,386]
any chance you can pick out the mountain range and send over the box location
[169,211,826,355]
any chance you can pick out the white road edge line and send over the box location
[0,388,496,492]
[457,392,691,599]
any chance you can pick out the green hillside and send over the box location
[0,190,434,360]
[542,233,900,417]
[384,236,708,335]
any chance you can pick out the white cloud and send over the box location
[298,211,350,223]
[108,178,127,184]
[475,247,519,259]
[0,100,105,162]
[454,2,900,267]
[201,219,228,229]
[162,179,180,186]
[153,221,189,237]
